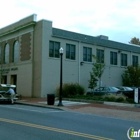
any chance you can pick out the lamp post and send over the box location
[58,47,63,106]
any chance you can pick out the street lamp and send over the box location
[58,47,63,106]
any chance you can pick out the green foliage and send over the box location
[88,72,97,90]
[56,83,85,98]
[64,94,134,103]
[122,64,140,86]
[88,55,105,90]
[126,98,135,103]
[129,37,140,45]
[115,97,124,102]
[92,62,105,79]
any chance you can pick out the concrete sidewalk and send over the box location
[15,97,140,122]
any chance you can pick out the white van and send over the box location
[0,84,18,104]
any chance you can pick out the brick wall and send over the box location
[20,33,31,61]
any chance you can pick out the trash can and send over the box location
[47,94,55,105]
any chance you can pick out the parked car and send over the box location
[87,86,120,95]
[0,84,18,104]
[116,86,134,99]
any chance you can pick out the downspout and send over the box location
[78,41,80,84]
[31,25,35,97]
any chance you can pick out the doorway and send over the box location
[11,75,17,85]
[2,76,7,84]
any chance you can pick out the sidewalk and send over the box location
[16,97,140,122]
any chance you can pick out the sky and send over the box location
[0,0,140,44]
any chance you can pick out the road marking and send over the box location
[0,117,114,140]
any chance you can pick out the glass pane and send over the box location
[101,50,104,63]
[96,49,100,63]
[71,45,75,60]
[49,41,54,57]
[14,41,19,62]
[55,42,60,58]
[0,47,1,64]
[66,44,70,59]
[110,52,113,64]
[83,47,87,61]
[87,48,92,62]
[5,44,9,63]
[114,52,117,65]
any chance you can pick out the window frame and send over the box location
[132,55,138,66]
[66,44,76,60]
[13,41,20,63]
[83,47,92,62]
[110,51,117,65]
[121,53,127,66]
[96,49,104,63]
[49,41,60,58]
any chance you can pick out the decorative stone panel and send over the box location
[20,33,31,61]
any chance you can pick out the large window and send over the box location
[132,55,138,66]
[96,49,104,63]
[66,44,75,60]
[0,47,2,64]
[110,51,117,65]
[83,47,92,62]
[13,41,20,62]
[121,53,127,66]
[4,44,9,64]
[49,41,60,58]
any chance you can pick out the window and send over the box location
[13,41,20,62]
[49,41,60,58]
[0,47,2,64]
[132,55,138,66]
[83,47,92,62]
[110,51,117,65]
[4,44,9,64]
[66,44,75,60]
[96,49,104,63]
[121,53,127,66]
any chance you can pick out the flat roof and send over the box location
[52,28,140,54]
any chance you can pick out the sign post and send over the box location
[134,88,139,103]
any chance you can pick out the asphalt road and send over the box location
[0,104,139,140]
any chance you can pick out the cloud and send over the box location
[0,0,140,43]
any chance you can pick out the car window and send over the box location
[96,87,104,91]
[104,87,109,91]
[110,87,119,91]
[117,87,124,90]
[125,87,133,90]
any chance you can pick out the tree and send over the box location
[88,55,105,91]
[88,72,97,90]
[122,64,140,86]
[129,37,140,45]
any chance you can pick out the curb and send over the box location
[15,99,140,110]
[63,98,140,108]
[104,101,140,107]
[15,101,64,110]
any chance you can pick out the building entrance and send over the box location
[11,75,17,85]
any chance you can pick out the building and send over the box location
[0,14,140,97]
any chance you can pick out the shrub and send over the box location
[126,98,135,103]
[116,97,124,102]
[56,83,85,98]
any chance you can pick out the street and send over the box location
[0,104,139,140]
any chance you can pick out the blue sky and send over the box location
[0,0,140,44]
